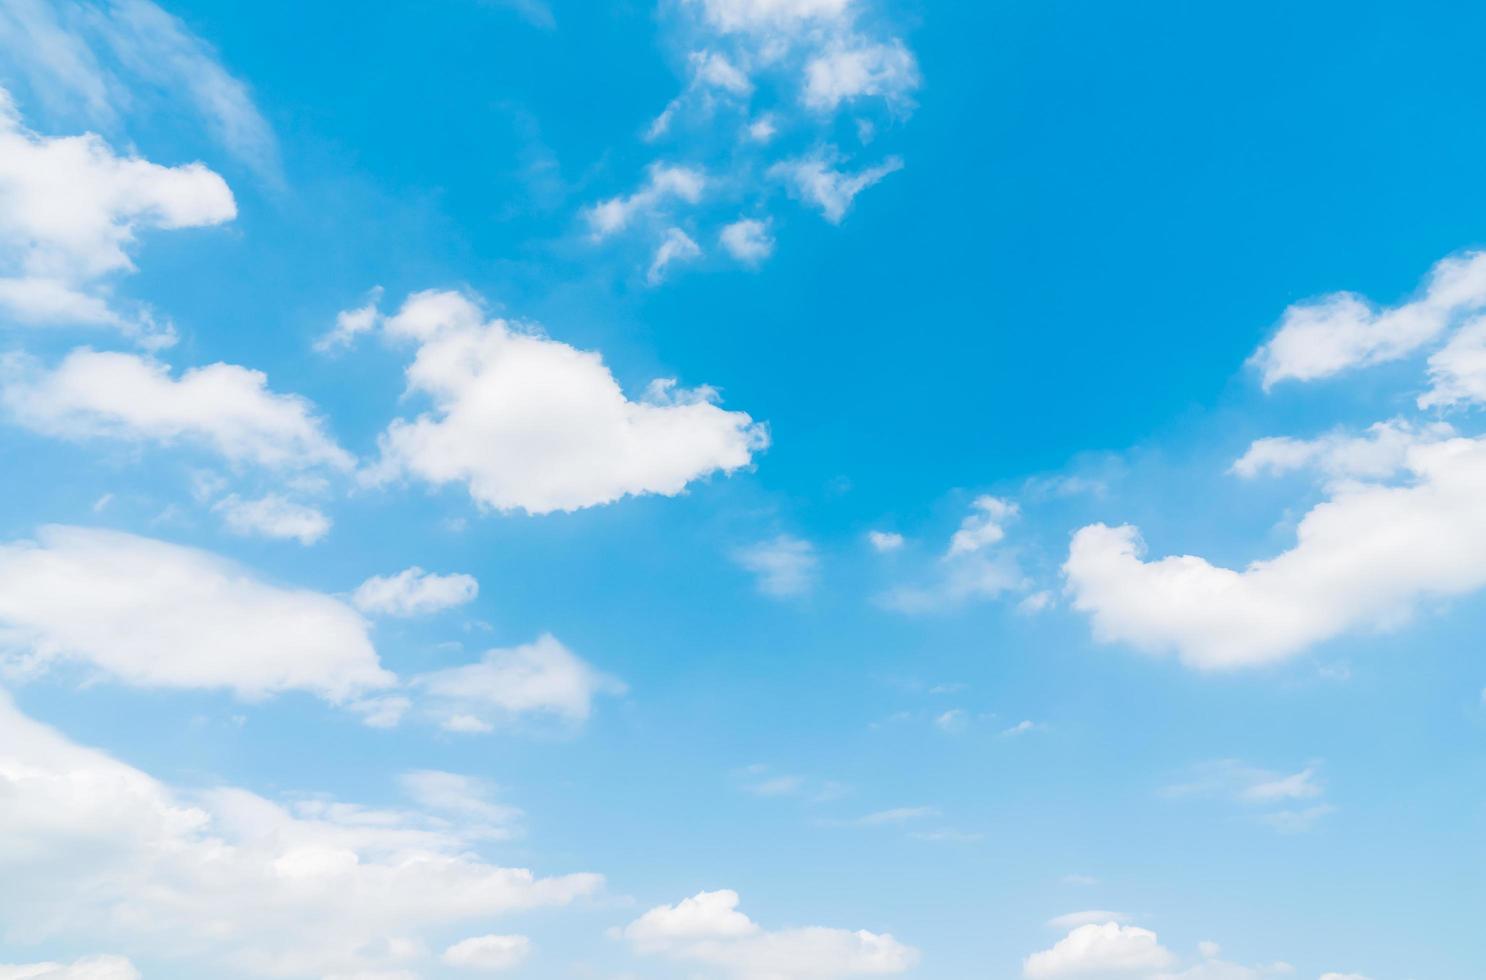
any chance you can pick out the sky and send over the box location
[0,0,1482,978]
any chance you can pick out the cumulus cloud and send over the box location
[622,889,918,978]
[414,634,625,732]
[364,289,767,514]
[1023,923,1176,978]
[0,88,235,340]
[1420,313,1486,408]
[0,692,599,977]
[441,934,532,972]
[1231,419,1454,485]
[1,347,352,471]
[732,534,819,597]
[214,493,331,545]
[1065,431,1486,667]
[0,525,392,702]
[1250,250,1486,387]
[770,150,903,223]
[866,529,904,552]
[352,566,478,617]
[1047,911,1132,931]
[720,217,775,264]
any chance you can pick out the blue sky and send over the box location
[0,1,1483,978]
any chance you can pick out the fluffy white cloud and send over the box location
[719,217,775,264]
[0,957,139,980]
[0,525,392,702]
[584,163,706,240]
[214,493,331,545]
[948,495,1017,556]
[866,529,904,552]
[770,150,903,223]
[1250,250,1486,387]
[623,889,918,978]
[1065,431,1486,667]
[0,692,600,977]
[2,348,352,470]
[352,566,479,617]
[732,534,818,597]
[415,634,625,731]
[1024,923,1177,978]
[1420,313,1486,408]
[802,40,918,112]
[366,289,766,514]
[0,88,235,339]
[647,226,702,284]
[440,934,532,972]
[1231,419,1454,485]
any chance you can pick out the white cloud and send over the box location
[352,567,479,617]
[694,0,854,33]
[316,288,384,353]
[1019,590,1055,614]
[1001,720,1041,737]
[933,708,967,733]
[0,525,392,702]
[415,633,625,731]
[770,150,903,223]
[0,88,235,339]
[1231,419,1454,485]
[398,770,522,838]
[623,889,918,978]
[214,493,331,545]
[0,957,139,980]
[0,691,600,977]
[1420,313,1486,408]
[949,495,1018,556]
[1317,974,1371,980]
[866,529,904,552]
[880,496,1025,613]
[365,290,767,514]
[692,49,754,95]
[802,40,918,112]
[584,163,706,240]
[1250,250,1486,387]
[1066,432,1486,667]
[0,0,278,178]
[441,934,532,972]
[2,347,352,471]
[1163,760,1333,834]
[733,534,818,597]
[647,226,702,284]
[1047,911,1132,931]
[1023,923,1177,978]
[720,217,775,264]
